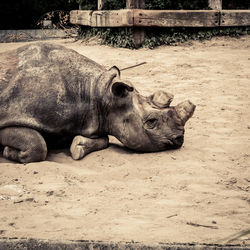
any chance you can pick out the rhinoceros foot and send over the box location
[70,136,109,160]
[0,127,47,163]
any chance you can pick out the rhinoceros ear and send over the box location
[149,90,174,109]
[111,82,134,98]
[109,66,120,78]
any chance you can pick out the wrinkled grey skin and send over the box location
[0,43,195,163]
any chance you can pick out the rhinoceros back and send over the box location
[0,43,105,136]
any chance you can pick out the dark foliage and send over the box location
[102,0,126,10]
[142,27,250,48]
[223,0,250,9]
[79,26,250,49]
[145,0,209,10]
[0,0,249,29]
[78,0,249,10]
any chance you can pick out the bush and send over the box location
[142,27,250,49]
[79,27,135,48]
[79,26,250,49]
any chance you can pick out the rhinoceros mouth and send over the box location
[164,139,174,146]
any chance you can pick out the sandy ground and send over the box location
[0,36,249,245]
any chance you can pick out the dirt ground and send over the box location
[0,36,249,246]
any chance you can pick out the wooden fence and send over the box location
[70,0,250,47]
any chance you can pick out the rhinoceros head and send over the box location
[102,67,195,152]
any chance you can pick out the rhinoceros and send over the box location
[0,43,195,163]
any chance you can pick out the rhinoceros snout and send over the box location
[172,134,184,147]
[164,134,184,149]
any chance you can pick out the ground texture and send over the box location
[0,36,249,246]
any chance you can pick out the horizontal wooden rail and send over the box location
[134,10,220,27]
[221,10,250,26]
[70,9,250,27]
[70,10,133,27]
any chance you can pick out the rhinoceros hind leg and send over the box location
[70,136,109,160]
[0,127,47,163]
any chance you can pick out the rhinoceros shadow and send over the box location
[0,144,136,163]
[0,142,176,163]
[108,143,138,155]
[108,143,177,156]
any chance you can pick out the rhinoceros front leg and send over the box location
[0,127,47,163]
[70,136,109,160]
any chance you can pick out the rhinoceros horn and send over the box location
[175,100,196,125]
[150,90,174,108]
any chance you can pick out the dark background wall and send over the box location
[76,0,250,10]
[0,0,249,29]
[0,0,78,29]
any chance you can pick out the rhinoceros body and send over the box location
[0,43,195,163]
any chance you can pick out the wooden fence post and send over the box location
[126,0,145,48]
[208,0,222,10]
[98,0,107,10]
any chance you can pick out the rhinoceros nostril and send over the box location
[173,135,184,145]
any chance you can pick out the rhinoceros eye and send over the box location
[145,118,158,129]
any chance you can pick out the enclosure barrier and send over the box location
[0,29,73,43]
[70,0,250,47]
